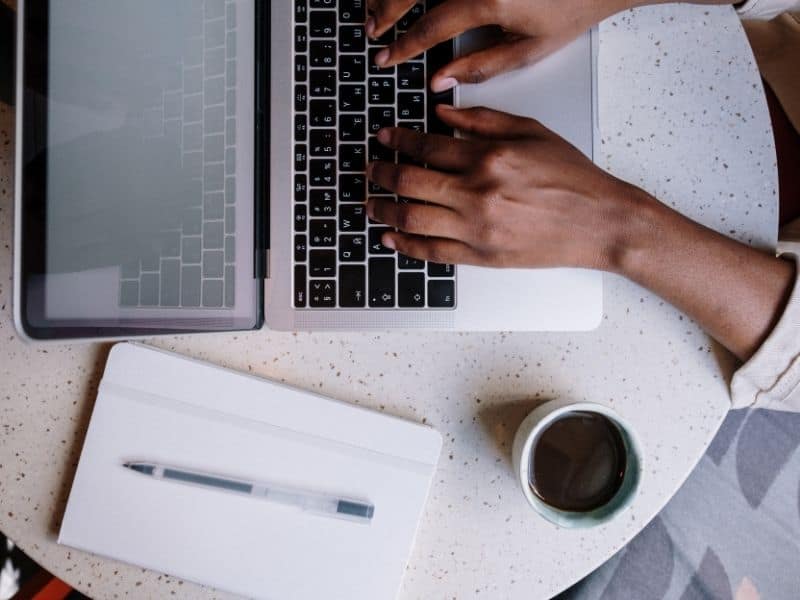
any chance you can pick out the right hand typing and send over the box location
[366,0,637,91]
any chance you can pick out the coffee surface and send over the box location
[529,411,627,512]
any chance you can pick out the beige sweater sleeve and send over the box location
[736,0,800,19]
[731,243,800,412]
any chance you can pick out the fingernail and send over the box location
[377,128,391,145]
[382,235,396,250]
[375,48,390,66]
[431,77,458,93]
[365,17,376,39]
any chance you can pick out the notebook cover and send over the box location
[58,343,442,599]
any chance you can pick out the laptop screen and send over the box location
[18,0,261,339]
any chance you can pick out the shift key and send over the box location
[369,258,395,307]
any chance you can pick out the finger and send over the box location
[382,232,478,265]
[376,1,493,68]
[367,197,465,238]
[430,37,553,92]
[435,105,552,140]
[376,127,477,172]
[366,161,465,207]
[367,0,416,39]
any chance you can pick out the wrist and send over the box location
[599,182,671,278]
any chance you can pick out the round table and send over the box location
[0,4,778,599]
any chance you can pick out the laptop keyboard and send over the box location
[119,0,238,310]
[293,0,457,310]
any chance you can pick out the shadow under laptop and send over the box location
[47,342,114,538]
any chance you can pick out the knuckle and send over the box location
[395,206,418,231]
[463,64,488,85]
[391,165,414,193]
[479,147,511,175]
[411,133,430,161]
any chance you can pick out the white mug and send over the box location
[511,400,643,528]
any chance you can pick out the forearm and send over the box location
[612,189,796,361]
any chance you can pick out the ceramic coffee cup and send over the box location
[511,400,642,528]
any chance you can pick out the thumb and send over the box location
[430,36,560,93]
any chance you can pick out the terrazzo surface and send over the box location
[0,3,778,599]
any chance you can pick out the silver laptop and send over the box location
[14,0,601,341]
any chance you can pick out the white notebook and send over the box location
[59,343,442,600]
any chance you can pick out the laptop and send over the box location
[14,0,601,341]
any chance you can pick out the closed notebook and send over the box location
[58,342,442,599]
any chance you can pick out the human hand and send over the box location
[366,105,649,271]
[367,0,638,91]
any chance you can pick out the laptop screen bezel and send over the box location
[17,0,265,340]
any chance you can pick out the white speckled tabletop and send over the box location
[0,3,778,599]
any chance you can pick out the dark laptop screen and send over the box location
[19,0,261,339]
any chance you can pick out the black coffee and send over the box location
[529,411,627,512]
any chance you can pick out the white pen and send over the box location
[123,461,375,524]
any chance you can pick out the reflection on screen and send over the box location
[39,0,255,326]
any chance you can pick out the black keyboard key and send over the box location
[339,55,366,82]
[428,262,455,277]
[295,0,308,23]
[295,85,308,111]
[397,4,424,30]
[295,25,308,52]
[368,78,395,104]
[398,254,425,269]
[398,121,424,133]
[294,204,308,232]
[339,234,366,262]
[398,92,425,120]
[339,114,366,141]
[428,279,455,307]
[369,258,396,307]
[368,137,394,163]
[369,27,394,45]
[339,25,366,53]
[310,0,336,8]
[309,11,336,37]
[310,69,336,96]
[310,189,336,216]
[295,55,308,82]
[310,159,336,186]
[309,99,336,127]
[339,144,366,172]
[294,265,307,307]
[399,273,425,307]
[368,107,395,134]
[310,129,336,156]
[310,40,337,67]
[368,48,394,75]
[339,84,366,112]
[339,204,366,232]
[294,234,308,262]
[310,280,337,307]
[310,249,336,277]
[294,174,308,202]
[339,174,366,202]
[340,265,367,307]
[295,144,307,171]
[339,0,365,23]
[369,227,394,254]
[398,62,424,89]
[294,114,307,142]
[310,219,337,246]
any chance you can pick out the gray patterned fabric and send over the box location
[559,409,800,599]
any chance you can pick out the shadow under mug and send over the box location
[511,400,643,528]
